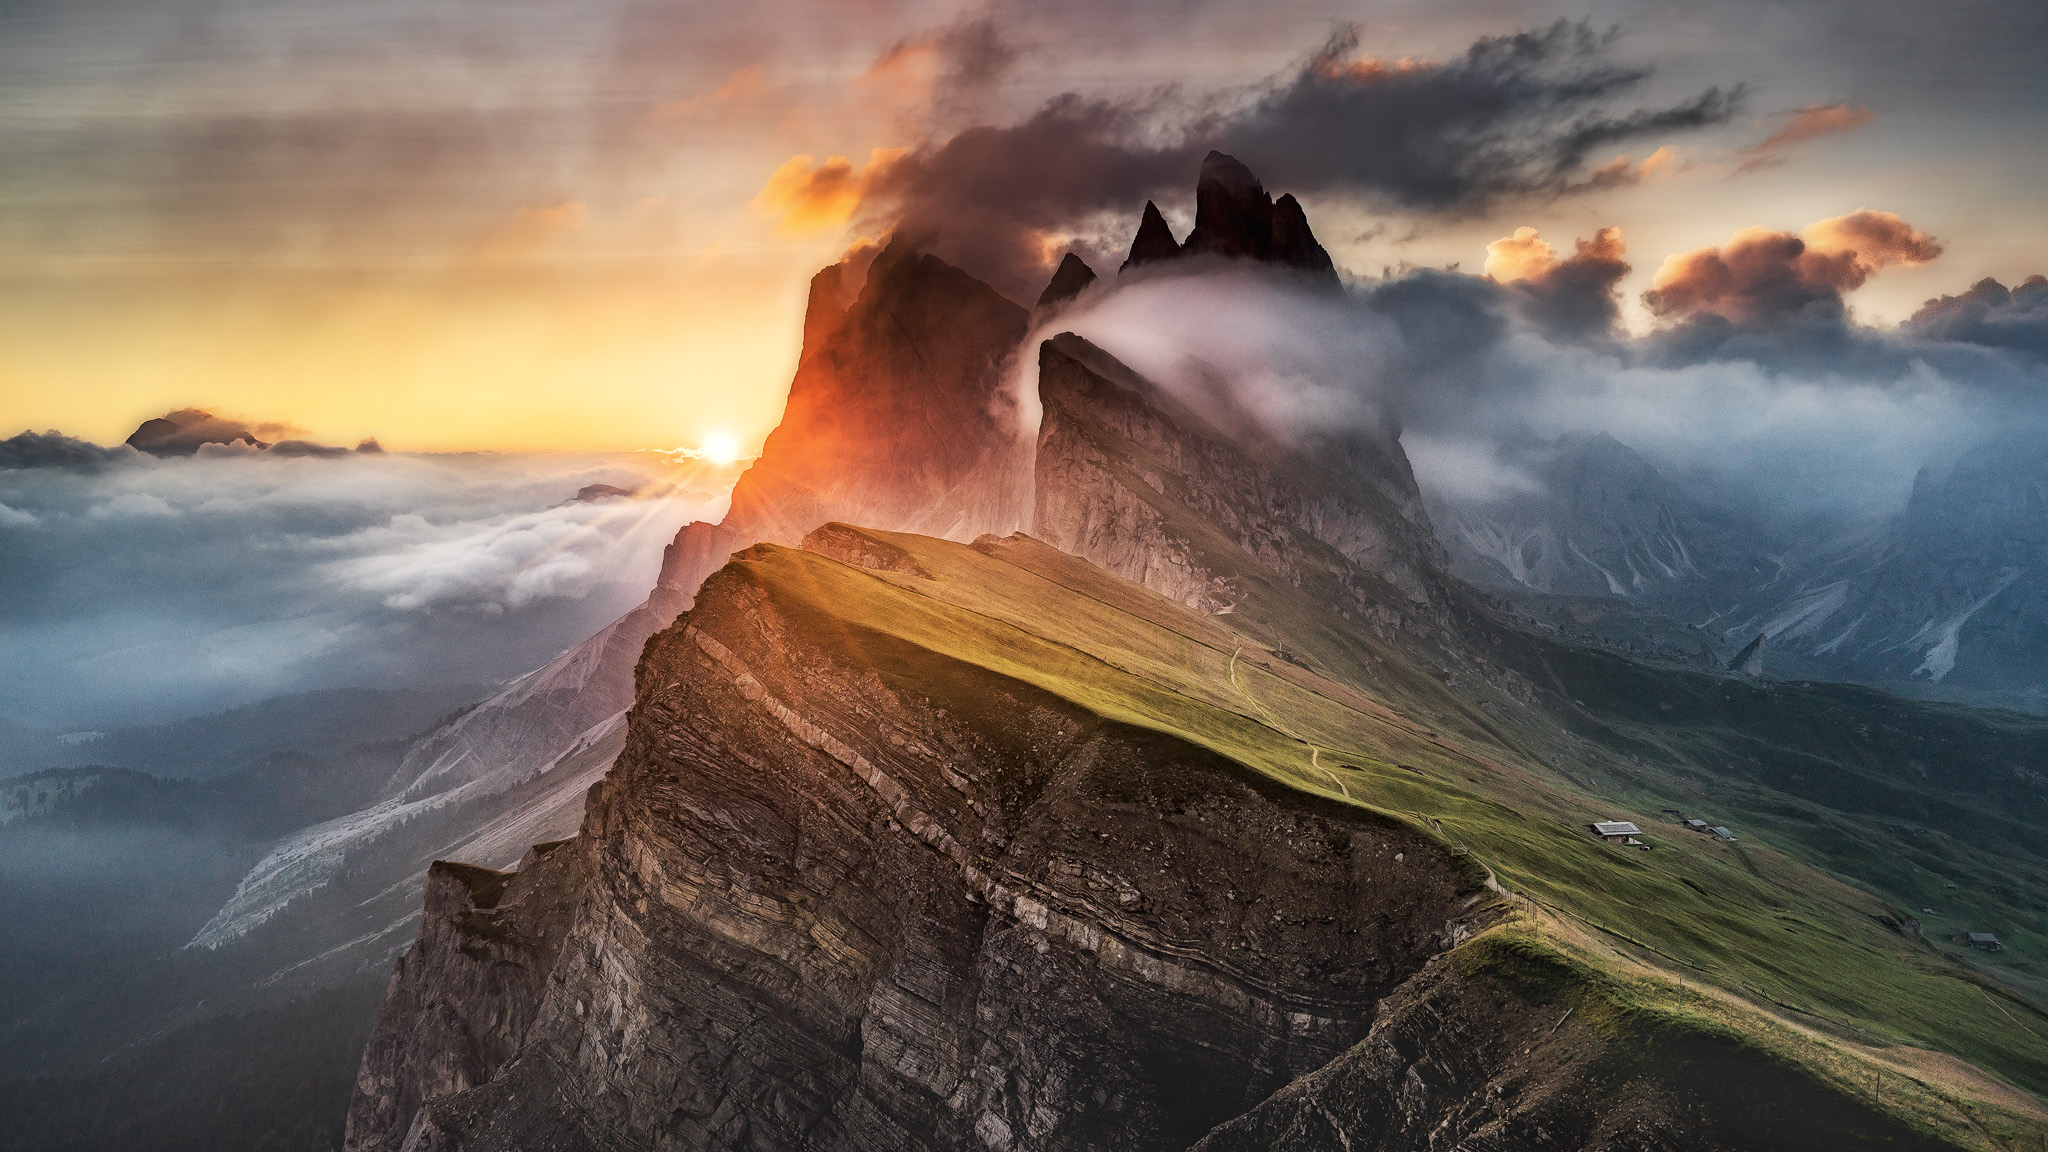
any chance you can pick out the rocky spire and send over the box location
[1119,201,1181,273]
[1035,252,1098,311]
[1269,192,1338,283]
[1131,151,1340,289]
[1183,151,1272,261]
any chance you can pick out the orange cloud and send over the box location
[1645,209,1940,322]
[1485,226,1631,336]
[1484,226,1559,283]
[1638,145,1678,178]
[751,148,907,236]
[1588,144,1682,188]
[1737,103,1873,172]
[1800,207,1943,269]
[657,64,768,119]
[1312,54,1435,84]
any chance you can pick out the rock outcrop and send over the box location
[190,240,1033,960]
[344,839,587,1152]
[1035,252,1098,313]
[1032,333,1447,617]
[656,238,1035,601]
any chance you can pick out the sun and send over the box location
[700,432,741,465]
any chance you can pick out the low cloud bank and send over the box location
[1022,222,2048,527]
[0,445,723,730]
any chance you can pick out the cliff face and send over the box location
[1032,333,1447,620]
[350,537,1485,1152]
[344,839,587,1152]
[657,240,1033,602]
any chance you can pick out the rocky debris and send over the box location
[1122,153,1339,289]
[350,545,1485,1151]
[1032,333,1447,617]
[343,839,587,1152]
[124,408,269,456]
[1120,201,1182,273]
[1035,252,1098,313]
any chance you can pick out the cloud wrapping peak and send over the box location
[828,19,1737,297]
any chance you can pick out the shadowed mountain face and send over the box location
[1118,153,1340,289]
[1428,433,2048,692]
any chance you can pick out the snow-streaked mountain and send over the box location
[1426,432,2047,692]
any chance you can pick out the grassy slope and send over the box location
[732,527,2048,1148]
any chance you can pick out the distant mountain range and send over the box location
[1430,431,2048,698]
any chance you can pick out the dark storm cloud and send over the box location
[860,20,1739,297]
[1485,226,1633,339]
[1905,276,2048,360]
[1213,24,1737,208]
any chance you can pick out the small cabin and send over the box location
[1685,818,1710,832]
[1591,821,1642,843]
[1967,932,2003,953]
[1711,826,1736,841]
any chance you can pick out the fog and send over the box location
[0,444,726,730]
[1019,257,2048,529]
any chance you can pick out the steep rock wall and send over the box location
[365,547,1483,1150]
[345,838,588,1152]
[1032,334,1447,619]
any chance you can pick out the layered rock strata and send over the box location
[349,543,1485,1151]
[345,838,587,1152]
[1032,333,1448,619]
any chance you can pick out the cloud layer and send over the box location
[798,20,1739,298]
[1022,214,2047,528]
[0,444,723,729]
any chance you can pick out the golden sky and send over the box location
[3,0,2044,453]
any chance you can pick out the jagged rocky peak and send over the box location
[653,236,1033,600]
[1120,200,1182,272]
[1035,251,1098,312]
[1121,152,1339,288]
